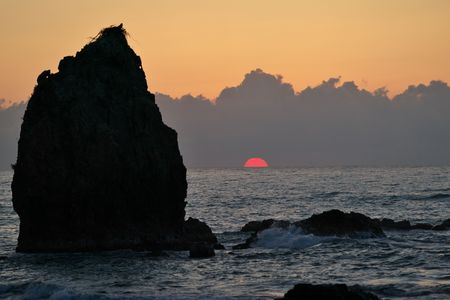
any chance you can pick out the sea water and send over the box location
[1,167,450,299]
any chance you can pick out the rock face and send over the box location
[189,242,215,258]
[12,25,188,252]
[277,283,380,300]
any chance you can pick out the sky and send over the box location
[1,0,450,104]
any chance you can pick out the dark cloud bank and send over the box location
[1,69,450,169]
[0,101,26,170]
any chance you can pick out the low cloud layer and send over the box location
[1,69,450,169]
[0,102,26,170]
[157,69,450,167]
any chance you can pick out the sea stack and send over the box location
[12,25,188,252]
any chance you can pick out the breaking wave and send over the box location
[252,226,326,249]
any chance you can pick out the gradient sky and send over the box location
[1,0,450,103]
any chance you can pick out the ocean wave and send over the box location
[312,191,341,198]
[0,282,240,300]
[389,193,450,201]
[0,282,112,300]
[252,226,326,249]
[425,193,450,200]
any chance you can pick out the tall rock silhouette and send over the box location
[12,25,188,252]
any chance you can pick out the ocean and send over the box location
[1,167,450,299]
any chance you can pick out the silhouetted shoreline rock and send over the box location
[297,210,384,238]
[276,283,380,300]
[241,219,290,232]
[12,25,218,253]
[235,209,450,249]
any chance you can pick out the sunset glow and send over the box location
[1,1,450,103]
[1,2,450,299]
[244,158,269,168]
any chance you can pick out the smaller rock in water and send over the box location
[189,242,215,258]
[234,210,450,250]
[232,234,256,250]
[182,217,224,250]
[276,283,380,300]
[241,219,275,232]
[235,220,290,249]
[410,223,433,230]
[297,210,385,238]
[433,218,450,230]
[377,218,411,230]
[241,219,290,232]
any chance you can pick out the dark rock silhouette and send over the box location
[276,283,380,300]
[12,25,215,252]
[373,218,450,231]
[297,210,385,238]
[181,217,223,250]
[376,218,412,230]
[189,242,215,258]
[235,209,450,249]
[241,219,275,232]
[241,219,290,232]
[433,218,450,230]
[234,211,384,249]
[232,235,256,250]
[411,223,434,230]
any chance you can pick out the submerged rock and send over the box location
[276,283,380,300]
[12,25,214,252]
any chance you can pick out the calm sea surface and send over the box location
[1,167,450,299]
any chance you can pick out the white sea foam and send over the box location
[253,225,325,249]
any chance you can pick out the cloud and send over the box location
[0,102,26,170]
[1,70,449,169]
[156,69,450,167]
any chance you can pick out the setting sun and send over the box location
[244,157,269,168]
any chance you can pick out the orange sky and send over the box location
[1,0,450,104]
